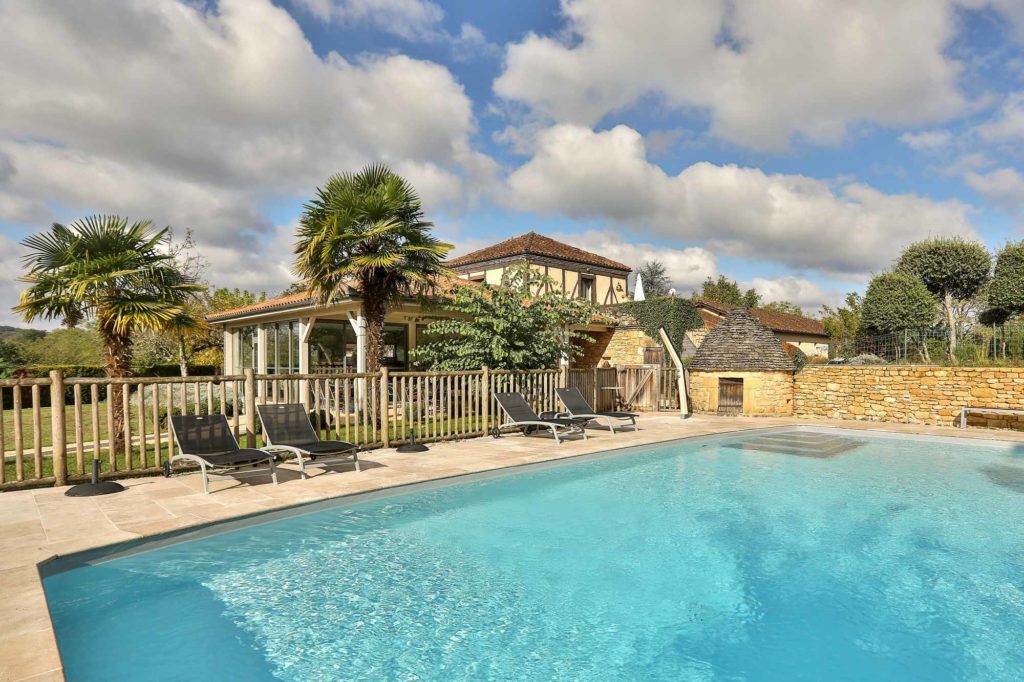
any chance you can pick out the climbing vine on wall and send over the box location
[617,297,703,358]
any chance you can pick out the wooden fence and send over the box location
[0,366,681,491]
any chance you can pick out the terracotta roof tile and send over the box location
[697,301,827,337]
[447,232,631,272]
[207,275,476,322]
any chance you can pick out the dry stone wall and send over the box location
[690,370,794,416]
[794,366,1024,428]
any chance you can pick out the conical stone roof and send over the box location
[690,308,796,372]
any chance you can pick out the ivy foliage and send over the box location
[617,296,703,357]
[412,263,596,370]
[988,240,1024,318]
[860,272,937,334]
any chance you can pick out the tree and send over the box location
[16,216,200,451]
[635,261,671,297]
[819,292,862,358]
[693,275,761,307]
[762,300,804,315]
[989,240,1024,318]
[896,237,991,359]
[295,164,451,372]
[18,328,103,366]
[412,263,595,370]
[860,272,937,335]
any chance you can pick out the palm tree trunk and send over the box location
[362,289,387,373]
[99,318,132,456]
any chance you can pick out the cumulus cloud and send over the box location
[974,91,1024,141]
[964,167,1024,209]
[551,230,717,292]
[0,0,489,292]
[504,124,976,278]
[743,276,840,313]
[294,0,444,40]
[899,130,954,150]
[495,0,971,150]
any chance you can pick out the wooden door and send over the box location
[717,378,743,415]
[643,347,664,366]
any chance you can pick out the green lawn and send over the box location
[2,408,489,485]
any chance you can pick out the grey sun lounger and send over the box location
[493,392,588,444]
[556,387,639,433]
[169,414,278,494]
[257,403,359,479]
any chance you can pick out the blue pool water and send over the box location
[44,428,1024,681]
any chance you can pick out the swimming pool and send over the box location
[43,427,1024,681]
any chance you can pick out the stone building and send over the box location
[688,308,796,416]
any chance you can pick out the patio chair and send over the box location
[257,403,359,479]
[556,387,639,433]
[169,414,278,494]
[492,392,588,444]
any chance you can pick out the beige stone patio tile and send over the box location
[0,628,61,682]
[0,566,51,638]
[13,669,64,682]
[117,514,206,537]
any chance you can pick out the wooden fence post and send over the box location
[244,368,257,448]
[481,366,490,432]
[380,367,390,448]
[49,370,67,486]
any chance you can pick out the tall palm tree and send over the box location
[16,216,201,451]
[294,164,452,371]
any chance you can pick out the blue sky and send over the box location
[2,0,1024,325]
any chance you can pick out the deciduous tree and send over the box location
[896,237,991,359]
[412,263,595,370]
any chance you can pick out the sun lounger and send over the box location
[257,403,359,479]
[493,392,588,444]
[169,414,278,494]
[556,387,639,433]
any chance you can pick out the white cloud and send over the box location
[551,230,717,292]
[0,235,32,327]
[0,0,488,292]
[743,276,839,313]
[974,91,1024,141]
[495,0,970,150]
[964,167,1024,209]
[504,124,976,278]
[294,0,443,40]
[899,129,954,150]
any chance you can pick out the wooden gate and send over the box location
[717,378,743,415]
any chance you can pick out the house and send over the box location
[209,231,828,375]
[688,301,830,359]
[210,233,626,375]
[449,231,631,305]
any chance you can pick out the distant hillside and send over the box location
[0,325,47,342]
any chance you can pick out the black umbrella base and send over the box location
[396,443,429,453]
[65,481,126,497]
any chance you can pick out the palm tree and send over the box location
[16,216,201,451]
[294,164,452,371]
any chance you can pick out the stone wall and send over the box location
[690,370,795,416]
[573,327,661,368]
[794,366,1024,428]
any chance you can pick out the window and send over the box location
[578,275,595,302]
[234,326,258,371]
[469,273,485,283]
[308,320,356,372]
[381,325,409,370]
[265,321,300,374]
